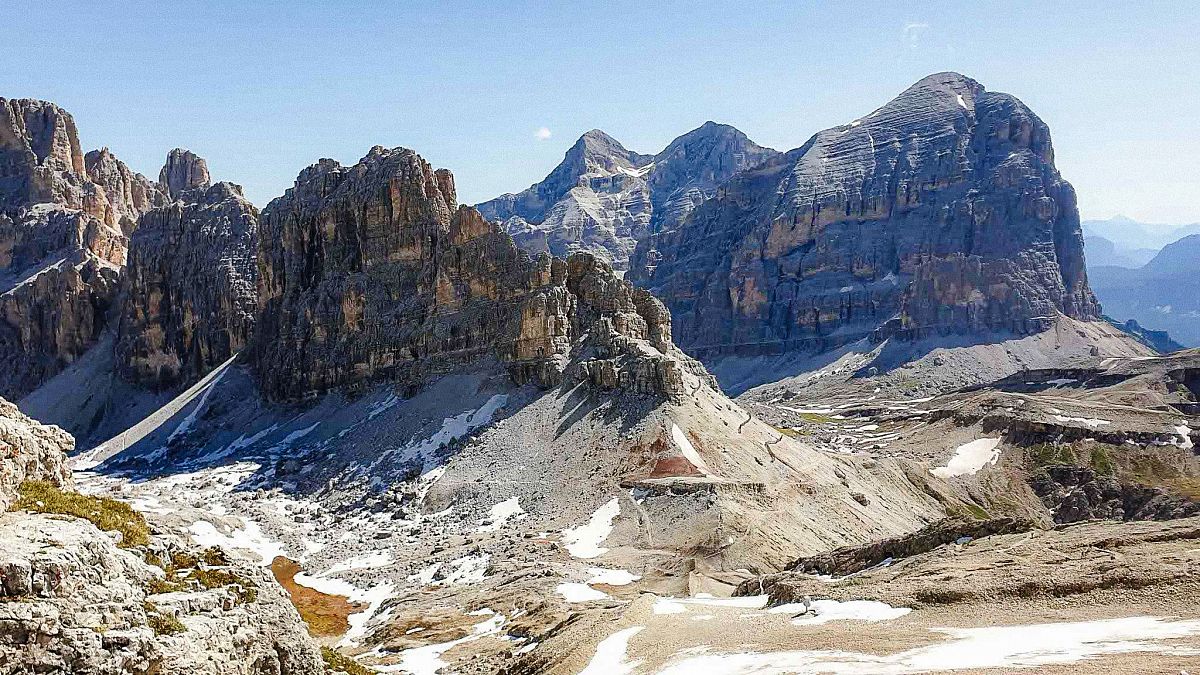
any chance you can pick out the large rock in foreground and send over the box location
[0,395,72,510]
[254,145,711,402]
[630,72,1100,359]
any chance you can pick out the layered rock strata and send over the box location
[630,72,1100,358]
[0,99,165,398]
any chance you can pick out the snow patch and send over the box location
[930,438,1002,478]
[579,626,644,675]
[653,616,1200,674]
[1053,415,1111,429]
[672,423,712,475]
[188,517,285,566]
[476,496,527,532]
[557,582,610,602]
[561,498,620,559]
[588,567,640,586]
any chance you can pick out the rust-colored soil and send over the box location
[270,556,365,637]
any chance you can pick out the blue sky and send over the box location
[5,1,1198,223]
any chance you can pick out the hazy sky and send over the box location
[5,1,1198,224]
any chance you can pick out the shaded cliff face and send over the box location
[476,123,777,270]
[629,73,1100,357]
[254,146,709,402]
[0,99,165,398]
[117,181,259,389]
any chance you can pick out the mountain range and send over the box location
[475,122,777,270]
[1089,234,1200,346]
[2,73,1199,675]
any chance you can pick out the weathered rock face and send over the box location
[85,147,167,234]
[1031,465,1200,523]
[0,391,324,675]
[0,395,72,511]
[477,123,776,270]
[158,148,211,200]
[0,98,86,212]
[630,72,1100,358]
[254,146,710,402]
[117,181,259,389]
[0,99,169,398]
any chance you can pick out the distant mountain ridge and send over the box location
[476,122,777,269]
[1084,235,1158,269]
[1083,215,1200,251]
[1090,234,1200,347]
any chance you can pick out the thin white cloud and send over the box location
[903,22,929,49]
[535,127,552,141]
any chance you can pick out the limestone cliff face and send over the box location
[0,99,164,398]
[629,73,1100,357]
[116,181,258,389]
[85,148,167,234]
[254,146,710,402]
[477,123,777,270]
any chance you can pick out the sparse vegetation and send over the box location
[144,602,187,635]
[147,548,258,604]
[794,412,836,424]
[13,481,149,548]
[1089,446,1117,477]
[1027,443,1077,467]
[321,646,377,675]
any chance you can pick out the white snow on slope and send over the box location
[339,582,397,648]
[653,616,1200,674]
[370,394,507,475]
[188,517,285,566]
[324,550,393,574]
[557,582,610,602]
[773,599,911,625]
[930,438,1002,478]
[476,496,527,532]
[956,93,968,109]
[588,567,640,586]
[562,497,621,558]
[579,626,644,675]
[1175,425,1193,450]
[672,423,712,475]
[378,609,505,673]
[1053,415,1111,429]
[166,366,229,444]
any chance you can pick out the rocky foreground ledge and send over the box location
[0,397,326,675]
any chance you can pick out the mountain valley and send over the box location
[2,70,1199,675]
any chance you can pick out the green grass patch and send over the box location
[1089,446,1117,477]
[143,602,186,635]
[148,548,258,605]
[1027,443,1076,467]
[322,646,377,675]
[794,412,836,424]
[13,481,149,548]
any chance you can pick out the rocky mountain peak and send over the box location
[117,179,259,389]
[253,145,709,402]
[477,123,777,270]
[631,72,1099,361]
[159,147,211,199]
